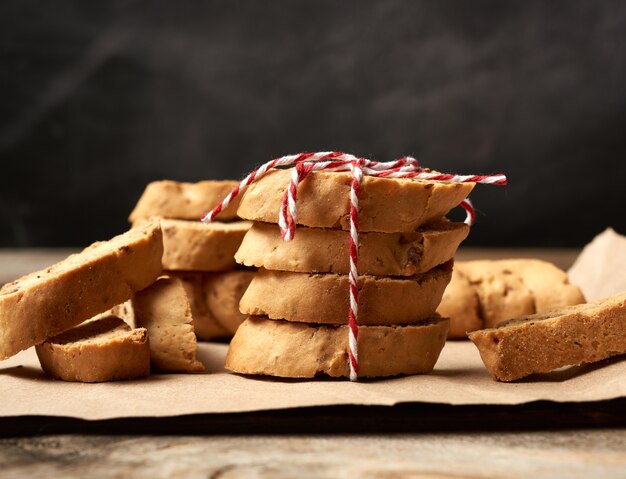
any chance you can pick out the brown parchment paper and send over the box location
[1,228,626,419]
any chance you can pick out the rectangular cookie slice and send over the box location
[0,221,163,360]
[226,315,450,378]
[134,218,251,271]
[468,292,626,381]
[235,220,468,276]
[133,276,205,373]
[35,314,150,383]
[240,262,453,326]
[129,179,241,222]
[237,169,474,233]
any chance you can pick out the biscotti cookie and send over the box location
[438,259,586,338]
[168,271,231,341]
[240,262,452,326]
[133,277,204,373]
[438,268,482,339]
[461,264,535,329]
[493,259,586,311]
[237,169,474,232]
[0,221,163,360]
[134,218,251,271]
[226,315,449,378]
[35,315,150,382]
[235,220,468,276]
[129,179,240,222]
[469,293,626,381]
[204,270,255,334]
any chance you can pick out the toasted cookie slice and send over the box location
[204,270,256,335]
[437,268,482,339]
[240,262,452,326]
[226,315,449,378]
[136,218,251,271]
[236,220,468,276]
[237,169,474,233]
[133,277,204,373]
[129,179,240,222]
[461,264,535,329]
[469,293,626,381]
[35,314,150,383]
[168,271,231,341]
[438,260,586,338]
[495,259,586,311]
[0,221,163,360]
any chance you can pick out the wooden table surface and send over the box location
[1,247,625,478]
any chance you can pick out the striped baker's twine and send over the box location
[201,152,506,381]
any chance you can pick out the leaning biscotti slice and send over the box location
[129,179,240,222]
[133,276,204,372]
[203,270,256,335]
[236,220,468,276]
[133,218,251,271]
[468,293,626,382]
[167,271,231,340]
[35,314,150,382]
[237,169,474,233]
[226,316,449,378]
[240,262,452,326]
[437,268,482,339]
[0,221,163,360]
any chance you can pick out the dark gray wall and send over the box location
[1,1,625,247]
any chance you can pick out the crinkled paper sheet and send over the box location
[1,228,625,420]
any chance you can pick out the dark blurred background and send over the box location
[1,1,625,248]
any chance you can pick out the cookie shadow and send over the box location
[0,365,47,380]
[517,355,626,383]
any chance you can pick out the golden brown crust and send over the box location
[237,169,474,233]
[133,277,205,373]
[129,180,240,222]
[133,218,251,272]
[437,268,482,339]
[0,221,163,360]
[225,316,449,378]
[235,220,468,276]
[468,293,626,382]
[240,262,452,326]
[204,270,256,334]
[35,315,150,382]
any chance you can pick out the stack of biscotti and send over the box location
[129,180,255,340]
[225,169,474,378]
[438,259,586,339]
[0,221,164,382]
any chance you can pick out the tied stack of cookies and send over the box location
[216,157,492,379]
[129,180,256,341]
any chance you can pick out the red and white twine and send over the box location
[201,151,506,381]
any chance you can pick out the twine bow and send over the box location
[202,151,506,381]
